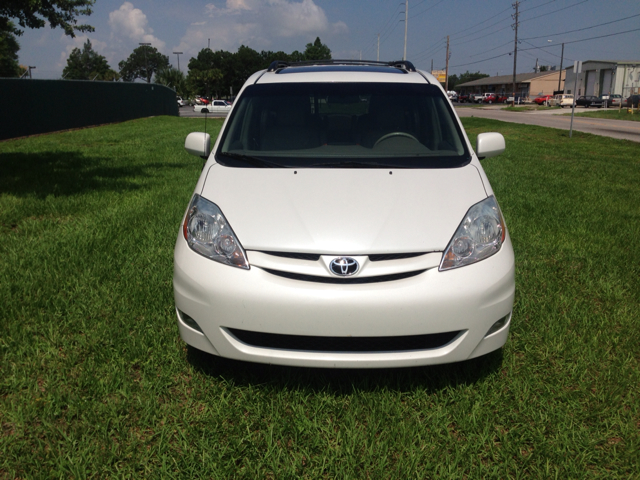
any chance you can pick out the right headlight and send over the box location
[439,196,506,271]
[182,194,249,269]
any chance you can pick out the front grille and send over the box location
[228,328,461,352]
[262,268,426,284]
[260,251,321,261]
[368,252,428,262]
[260,251,430,262]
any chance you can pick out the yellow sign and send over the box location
[431,70,446,83]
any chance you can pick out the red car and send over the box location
[533,95,553,105]
[483,94,509,104]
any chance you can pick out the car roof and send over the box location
[254,59,433,85]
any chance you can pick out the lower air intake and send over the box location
[227,328,461,353]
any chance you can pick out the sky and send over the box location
[12,0,640,80]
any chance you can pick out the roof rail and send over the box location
[267,60,290,72]
[266,59,417,73]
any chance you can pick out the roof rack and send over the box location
[266,59,417,73]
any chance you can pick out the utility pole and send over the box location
[445,35,450,92]
[557,43,564,92]
[377,33,380,62]
[403,0,408,61]
[173,52,183,72]
[139,42,151,83]
[511,1,519,106]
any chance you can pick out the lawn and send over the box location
[1,117,639,478]
[568,109,640,122]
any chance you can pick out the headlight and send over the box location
[439,196,506,271]
[182,194,249,269]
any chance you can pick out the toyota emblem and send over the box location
[329,257,359,276]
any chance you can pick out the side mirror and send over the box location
[185,132,211,159]
[476,132,505,160]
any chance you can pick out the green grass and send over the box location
[568,109,640,122]
[1,117,639,478]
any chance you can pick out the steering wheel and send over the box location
[373,132,419,147]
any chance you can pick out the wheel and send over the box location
[585,104,589,108]
[373,132,420,148]
[489,100,493,104]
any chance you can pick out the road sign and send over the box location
[431,70,446,83]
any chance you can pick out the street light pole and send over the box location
[139,42,151,82]
[173,52,183,72]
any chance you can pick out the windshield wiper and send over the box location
[307,160,407,168]
[219,152,284,168]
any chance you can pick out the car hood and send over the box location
[199,164,487,254]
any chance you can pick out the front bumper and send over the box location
[173,235,515,369]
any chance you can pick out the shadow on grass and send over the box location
[0,151,179,198]
[186,346,503,394]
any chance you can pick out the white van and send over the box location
[174,60,515,368]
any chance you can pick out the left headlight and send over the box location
[439,196,506,271]
[182,194,249,269]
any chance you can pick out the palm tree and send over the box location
[154,67,186,96]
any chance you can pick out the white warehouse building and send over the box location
[564,60,640,97]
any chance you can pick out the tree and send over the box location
[119,45,169,83]
[447,70,489,90]
[1,0,95,38]
[62,39,115,80]
[0,21,20,77]
[303,37,331,61]
[155,67,186,96]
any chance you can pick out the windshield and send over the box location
[217,82,470,168]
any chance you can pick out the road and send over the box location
[455,105,640,143]
[178,107,228,119]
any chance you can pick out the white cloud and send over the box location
[108,2,166,50]
[176,0,348,60]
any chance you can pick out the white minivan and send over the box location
[174,60,515,368]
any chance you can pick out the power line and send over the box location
[450,25,640,69]
[520,0,591,24]
[409,0,447,20]
[521,12,640,40]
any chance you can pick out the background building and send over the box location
[456,70,566,100]
[564,60,640,97]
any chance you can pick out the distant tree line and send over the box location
[447,71,490,91]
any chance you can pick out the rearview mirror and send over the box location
[476,132,505,160]
[185,132,211,159]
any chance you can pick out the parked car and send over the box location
[194,96,210,105]
[470,93,484,103]
[176,59,515,368]
[505,95,524,105]
[457,93,469,103]
[623,94,639,108]
[600,94,621,107]
[447,91,458,101]
[482,94,501,104]
[552,94,574,108]
[177,96,186,107]
[193,100,232,113]
[575,96,603,108]
[533,95,553,105]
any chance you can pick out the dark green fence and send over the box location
[0,79,178,141]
